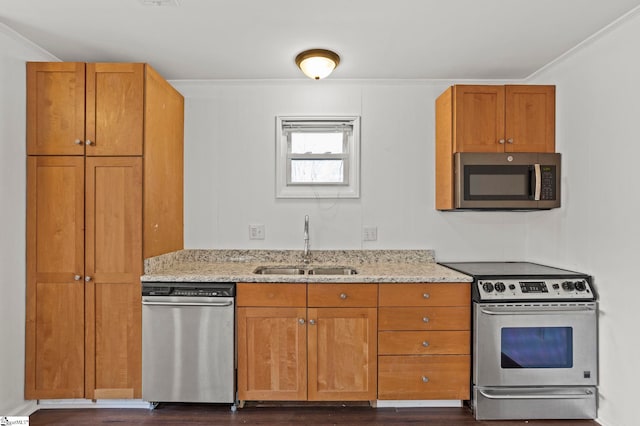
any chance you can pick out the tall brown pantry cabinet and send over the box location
[25,62,184,400]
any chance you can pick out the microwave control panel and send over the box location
[540,165,557,200]
[477,278,595,301]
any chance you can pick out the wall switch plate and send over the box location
[363,226,377,241]
[249,224,265,240]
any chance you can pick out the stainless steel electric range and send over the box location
[439,261,598,421]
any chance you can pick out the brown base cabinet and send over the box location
[237,283,377,403]
[377,283,471,401]
[237,282,470,403]
[25,62,183,400]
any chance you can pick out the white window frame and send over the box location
[276,115,360,198]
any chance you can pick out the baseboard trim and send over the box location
[36,399,151,410]
[375,400,463,408]
[5,400,38,416]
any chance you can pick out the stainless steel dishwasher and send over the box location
[142,282,235,405]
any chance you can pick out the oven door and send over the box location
[474,303,597,387]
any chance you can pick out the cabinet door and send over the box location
[308,308,377,401]
[505,85,555,152]
[27,62,86,155]
[25,156,85,399]
[237,307,307,401]
[85,157,143,399]
[85,63,144,156]
[454,85,505,153]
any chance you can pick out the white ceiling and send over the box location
[2,0,640,81]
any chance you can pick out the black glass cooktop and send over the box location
[438,261,587,278]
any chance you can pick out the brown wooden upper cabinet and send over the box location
[439,85,555,153]
[27,62,144,156]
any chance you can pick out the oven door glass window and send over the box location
[464,165,532,200]
[501,327,573,368]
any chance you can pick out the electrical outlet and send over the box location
[363,226,377,241]
[249,224,265,240]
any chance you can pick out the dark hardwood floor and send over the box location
[29,403,601,426]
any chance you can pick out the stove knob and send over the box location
[575,281,587,292]
[482,282,494,293]
[494,282,506,292]
[508,284,516,290]
[562,281,575,291]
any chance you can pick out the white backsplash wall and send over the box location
[525,9,640,426]
[174,80,530,260]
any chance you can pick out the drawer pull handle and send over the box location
[74,139,83,145]
[85,276,92,282]
[298,318,305,325]
[422,317,430,323]
[422,376,429,383]
[86,139,94,146]
[340,293,347,300]
[309,319,316,325]
[74,275,82,281]
[422,341,430,347]
[423,293,430,299]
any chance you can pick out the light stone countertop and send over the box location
[142,249,472,283]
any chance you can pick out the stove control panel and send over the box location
[477,278,595,301]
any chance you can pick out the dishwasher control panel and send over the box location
[142,282,236,297]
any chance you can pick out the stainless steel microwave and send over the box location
[454,152,561,210]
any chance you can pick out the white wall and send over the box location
[526,10,640,426]
[0,25,58,415]
[174,80,530,261]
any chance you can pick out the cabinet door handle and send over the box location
[309,319,316,325]
[74,139,83,145]
[340,293,348,300]
[507,138,514,144]
[85,139,94,146]
[422,341,430,347]
[298,318,306,325]
[85,276,92,282]
[422,293,430,299]
[498,139,505,144]
[422,317,430,323]
[422,376,430,383]
[74,275,82,281]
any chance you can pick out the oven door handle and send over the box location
[479,388,594,400]
[480,306,595,315]
[142,301,234,307]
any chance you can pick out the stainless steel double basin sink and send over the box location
[253,266,358,276]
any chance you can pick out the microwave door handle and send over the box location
[528,164,543,200]
[533,164,542,200]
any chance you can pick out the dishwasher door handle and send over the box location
[142,300,234,307]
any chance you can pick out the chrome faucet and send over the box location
[303,215,310,264]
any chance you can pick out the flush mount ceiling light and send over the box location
[295,49,341,80]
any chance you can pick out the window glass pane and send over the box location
[291,132,344,154]
[501,327,573,369]
[290,159,344,183]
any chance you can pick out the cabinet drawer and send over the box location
[378,307,470,331]
[379,283,469,307]
[378,355,470,400]
[308,284,377,307]
[378,331,470,355]
[237,283,306,307]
